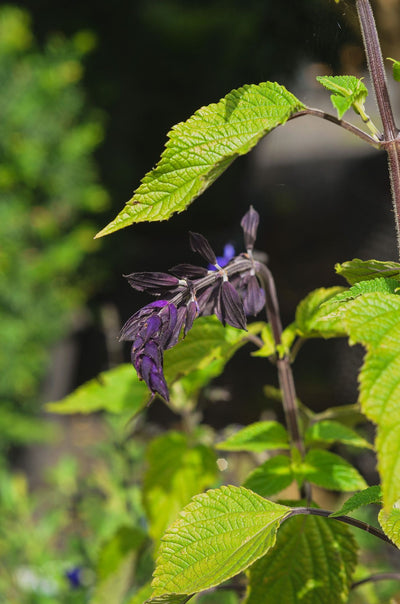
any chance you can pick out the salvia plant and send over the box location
[49,0,400,602]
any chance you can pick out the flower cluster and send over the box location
[120,206,265,401]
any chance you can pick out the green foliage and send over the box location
[305,420,372,449]
[96,82,304,236]
[216,421,289,452]
[300,450,367,492]
[387,57,400,82]
[0,6,108,423]
[243,455,294,497]
[316,75,368,119]
[245,514,358,604]
[150,486,291,598]
[330,486,382,518]
[335,258,400,285]
[294,286,347,338]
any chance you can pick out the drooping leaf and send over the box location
[378,506,400,548]
[251,323,275,358]
[294,287,346,338]
[330,485,382,517]
[216,421,289,453]
[299,450,367,492]
[244,513,358,604]
[305,420,372,449]
[95,83,304,236]
[151,486,291,597]
[335,258,400,285]
[243,455,294,497]
[143,432,218,549]
[46,364,148,415]
[164,316,262,391]
[92,526,146,604]
[316,75,368,119]
[343,293,400,513]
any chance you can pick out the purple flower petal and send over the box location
[189,232,217,265]
[124,271,179,294]
[164,305,187,349]
[219,280,247,331]
[241,206,259,251]
[184,300,198,335]
[169,264,208,279]
[243,274,265,316]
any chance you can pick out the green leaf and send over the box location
[128,583,153,604]
[151,486,291,597]
[244,513,358,603]
[294,286,347,338]
[327,277,399,305]
[343,293,400,512]
[330,485,382,517]
[251,323,275,358]
[95,82,304,236]
[92,526,146,604]
[216,421,289,452]
[387,57,400,82]
[378,506,400,548]
[316,75,368,119]
[243,455,294,497]
[335,258,400,285]
[46,364,148,415]
[143,432,218,549]
[146,595,193,604]
[300,450,367,492]
[305,420,372,449]
[164,316,262,391]
[195,589,239,604]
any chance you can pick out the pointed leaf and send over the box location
[96,82,304,236]
[335,258,400,285]
[330,485,382,517]
[378,506,400,548]
[243,455,294,497]
[216,421,289,452]
[316,75,368,119]
[151,485,291,596]
[295,287,346,338]
[245,513,358,603]
[251,323,275,357]
[143,432,218,549]
[388,57,400,82]
[300,450,367,492]
[46,364,148,415]
[305,420,372,449]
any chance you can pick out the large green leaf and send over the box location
[216,421,289,453]
[243,455,294,498]
[244,513,358,603]
[151,485,291,597]
[378,507,400,548]
[143,432,218,549]
[96,82,304,236]
[343,293,400,515]
[316,74,368,119]
[46,364,148,415]
[335,258,400,285]
[330,485,382,518]
[299,450,367,492]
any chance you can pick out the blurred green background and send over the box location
[1,1,399,601]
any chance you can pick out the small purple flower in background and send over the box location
[120,206,266,402]
[66,567,82,589]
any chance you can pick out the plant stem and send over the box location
[356,0,400,253]
[352,572,400,589]
[289,108,381,148]
[288,507,397,548]
[254,262,305,458]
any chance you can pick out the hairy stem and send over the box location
[289,108,381,148]
[288,507,396,548]
[254,262,305,458]
[356,0,400,253]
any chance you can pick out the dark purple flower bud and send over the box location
[196,282,219,316]
[241,206,259,251]
[189,232,217,266]
[185,300,198,335]
[219,280,247,331]
[159,302,178,348]
[243,274,265,316]
[120,300,168,341]
[164,305,187,349]
[124,271,180,294]
[169,264,208,279]
[148,369,170,402]
[66,567,82,589]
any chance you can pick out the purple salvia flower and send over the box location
[243,274,266,316]
[241,205,259,251]
[185,300,198,335]
[189,231,217,266]
[219,280,247,331]
[124,271,180,294]
[169,264,208,279]
[209,243,235,270]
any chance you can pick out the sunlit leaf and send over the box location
[378,506,400,548]
[330,485,382,517]
[216,421,289,452]
[316,75,368,119]
[96,82,304,236]
[243,455,294,497]
[294,287,346,338]
[151,486,291,596]
[335,258,400,285]
[305,420,372,449]
[300,450,367,492]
